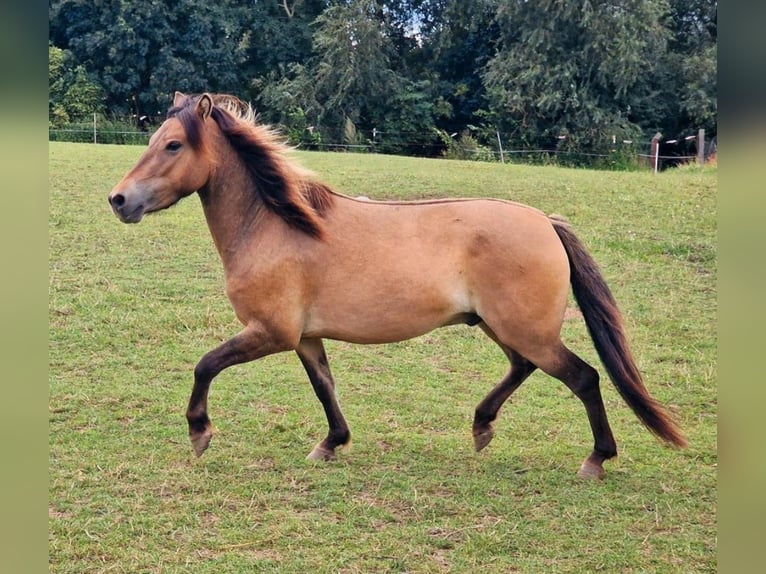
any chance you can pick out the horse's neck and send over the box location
[198,153,271,266]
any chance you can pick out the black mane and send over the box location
[169,95,334,239]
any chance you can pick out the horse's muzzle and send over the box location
[108,190,145,223]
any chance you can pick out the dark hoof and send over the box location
[473,428,495,452]
[190,426,213,457]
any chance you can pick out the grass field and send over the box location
[49,142,716,573]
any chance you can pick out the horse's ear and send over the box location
[173,91,187,107]
[196,93,213,120]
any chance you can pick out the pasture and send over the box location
[49,141,716,573]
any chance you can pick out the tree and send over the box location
[259,1,405,140]
[311,0,400,129]
[48,0,716,164]
[414,0,500,133]
[241,0,327,100]
[658,0,717,136]
[483,0,671,150]
[255,62,325,146]
[49,43,104,126]
[49,0,250,117]
[51,0,169,115]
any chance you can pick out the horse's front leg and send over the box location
[296,338,351,461]
[187,325,289,457]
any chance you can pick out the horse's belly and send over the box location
[302,284,470,344]
[303,315,452,344]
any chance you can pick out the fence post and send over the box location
[697,128,705,165]
[93,113,97,144]
[651,132,662,173]
[496,130,505,163]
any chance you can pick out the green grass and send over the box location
[49,142,716,573]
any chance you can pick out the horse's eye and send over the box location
[166,141,182,152]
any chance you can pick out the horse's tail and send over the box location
[550,215,687,447]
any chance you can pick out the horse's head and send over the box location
[108,92,214,223]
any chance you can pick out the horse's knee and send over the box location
[194,356,217,383]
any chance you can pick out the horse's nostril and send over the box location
[110,193,126,208]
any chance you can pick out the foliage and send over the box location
[240,0,325,91]
[311,0,396,127]
[483,0,670,150]
[342,116,367,150]
[48,43,105,126]
[375,80,448,155]
[656,0,717,135]
[48,0,717,162]
[415,0,500,133]
[283,107,324,150]
[437,129,496,162]
[49,0,250,116]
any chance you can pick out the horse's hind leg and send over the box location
[532,343,618,479]
[296,338,351,461]
[473,326,537,452]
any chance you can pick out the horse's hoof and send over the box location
[306,444,336,462]
[577,459,606,480]
[473,428,494,452]
[190,428,213,457]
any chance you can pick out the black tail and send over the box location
[551,216,687,447]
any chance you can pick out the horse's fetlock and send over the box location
[328,428,351,448]
[595,444,618,461]
[186,411,210,433]
[473,408,496,430]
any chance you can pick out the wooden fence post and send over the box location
[697,128,705,165]
[496,130,505,163]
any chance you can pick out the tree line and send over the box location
[49,0,717,163]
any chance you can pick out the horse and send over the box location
[108,92,686,479]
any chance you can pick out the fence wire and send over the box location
[49,124,713,171]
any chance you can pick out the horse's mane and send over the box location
[168,94,334,239]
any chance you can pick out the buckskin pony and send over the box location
[108,92,686,479]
